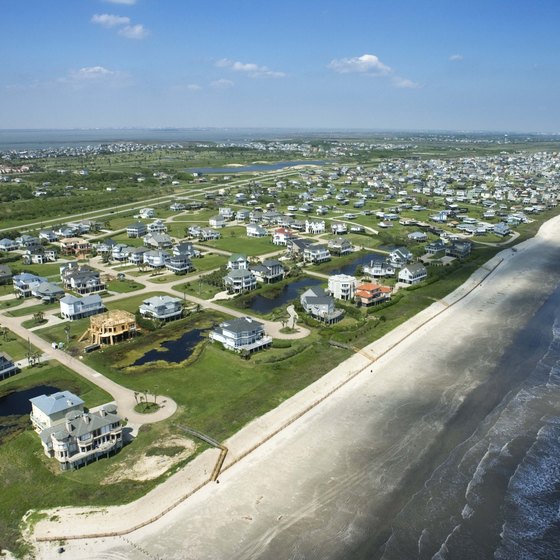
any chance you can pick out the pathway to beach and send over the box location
[31,215,560,559]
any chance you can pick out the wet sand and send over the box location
[33,216,560,560]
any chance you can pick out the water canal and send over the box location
[0,385,63,417]
[247,277,323,315]
[132,328,208,366]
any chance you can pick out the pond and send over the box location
[132,328,208,366]
[323,253,382,276]
[0,385,63,417]
[184,160,327,174]
[248,277,323,314]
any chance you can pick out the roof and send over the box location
[142,295,181,307]
[30,391,84,416]
[218,316,264,334]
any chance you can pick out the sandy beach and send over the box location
[31,215,560,560]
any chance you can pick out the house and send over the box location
[111,244,132,262]
[39,230,58,243]
[62,266,106,294]
[363,256,395,278]
[59,238,91,257]
[139,295,183,321]
[272,227,295,245]
[143,250,169,268]
[218,207,235,220]
[398,263,428,285]
[388,247,413,267]
[172,242,200,259]
[0,352,18,380]
[209,316,272,353]
[127,246,150,265]
[16,234,41,249]
[139,208,155,219]
[303,244,331,264]
[328,237,353,256]
[126,222,148,238]
[236,209,250,222]
[224,269,257,293]
[328,274,357,300]
[250,259,285,283]
[227,253,249,270]
[22,247,57,265]
[96,238,118,255]
[331,222,348,235]
[31,281,65,302]
[166,254,194,274]
[143,233,172,249]
[30,391,85,432]
[305,219,326,234]
[494,222,511,237]
[169,202,186,212]
[0,264,12,285]
[196,228,221,241]
[13,273,49,298]
[445,241,472,259]
[425,240,446,255]
[300,286,344,323]
[85,310,137,345]
[408,231,428,242]
[355,283,392,306]
[0,238,19,252]
[30,392,122,471]
[60,294,104,320]
[209,215,226,228]
[147,220,168,234]
[246,223,268,238]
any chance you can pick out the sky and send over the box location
[2,0,560,133]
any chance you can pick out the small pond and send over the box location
[184,160,327,174]
[132,328,208,366]
[323,253,381,276]
[248,277,323,314]
[0,385,63,417]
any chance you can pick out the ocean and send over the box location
[367,284,560,560]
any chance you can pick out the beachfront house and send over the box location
[354,283,392,307]
[139,295,183,321]
[398,263,428,285]
[389,247,413,267]
[300,286,344,323]
[209,316,272,353]
[30,392,123,471]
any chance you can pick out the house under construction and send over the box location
[81,310,137,346]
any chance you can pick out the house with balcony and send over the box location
[139,208,155,219]
[388,247,413,267]
[147,220,168,234]
[250,259,285,283]
[303,243,331,264]
[139,295,183,321]
[0,352,18,380]
[173,242,200,258]
[143,233,173,249]
[209,316,272,353]
[59,238,91,257]
[166,254,194,274]
[143,250,169,268]
[300,286,344,323]
[224,269,257,293]
[127,246,150,265]
[13,273,49,298]
[30,391,85,432]
[227,253,249,270]
[218,207,235,220]
[60,294,104,320]
[39,229,58,243]
[31,281,65,302]
[30,392,123,471]
[328,274,357,300]
[62,266,106,295]
[22,247,57,265]
[355,283,392,307]
[246,223,268,238]
[445,241,472,259]
[126,222,148,238]
[328,237,353,256]
[0,238,19,252]
[96,238,117,256]
[209,215,226,228]
[272,227,295,246]
[398,263,428,285]
[305,219,326,234]
[111,244,132,262]
[363,256,395,278]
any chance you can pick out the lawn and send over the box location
[6,300,59,318]
[174,279,224,300]
[106,279,145,293]
[0,329,40,361]
[203,228,278,256]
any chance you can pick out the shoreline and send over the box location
[30,214,560,557]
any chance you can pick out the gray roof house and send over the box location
[300,286,344,323]
[31,281,65,302]
[303,244,331,264]
[0,238,19,252]
[398,263,428,285]
[0,352,18,380]
[139,295,183,321]
[166,254,194,274]
[143,233,173,249]
[126,222,148,238]
[209,316,272,353]
[60,294,104,321]
[0,264,13,285]
[250,259,284,283]
[224,269,257,293]
[30,391,85,431]
[13,273,49,297]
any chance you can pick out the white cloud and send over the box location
[328,54,392,76]
[59,66,130,88]
[118,24,149,39]
[216,58,285,78]
[211,79,234,89]
[449,54,464,61]
[392,76,420,89]
[71,66,117,80]
[186,84,202,91]
[91,14,130,28]
[103,0,137,5]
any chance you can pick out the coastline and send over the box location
[30,214,560,558]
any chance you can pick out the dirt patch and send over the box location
[103,437,196,484]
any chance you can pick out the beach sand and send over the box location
[32,215,560,559]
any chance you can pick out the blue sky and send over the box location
[2,0,559,132]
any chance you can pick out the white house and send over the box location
[139,208,155,219]
[209,215,226,228]
[246,223,268,238]
[300,286,344,323]
[224,269,257,293]
[143,250,169,268]
[209,316,272,353]
[272,227,294,246]
[398,263,428,285]
[60,294,104,321]
[227,254,249,270]
[328,274,358,301]
[139,295,183,321]
[305,219,326,234]
[303,244,331,264]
